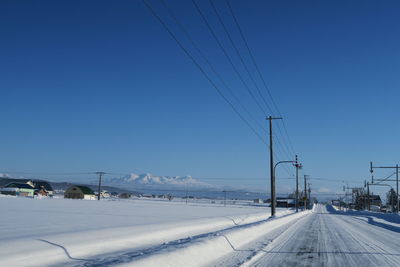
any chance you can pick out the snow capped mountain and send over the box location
[105,173,217,190]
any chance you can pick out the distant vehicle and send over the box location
[370,205,381,212]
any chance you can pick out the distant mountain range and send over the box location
[105,173,218,191]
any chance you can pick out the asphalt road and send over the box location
[241,204,400,267]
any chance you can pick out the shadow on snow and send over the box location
[325,205,400,234]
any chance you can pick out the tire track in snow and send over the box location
[237,210,312,267]
[240,205,400,267]
[70,214,274,266]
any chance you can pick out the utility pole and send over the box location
[308,183,311,207]
[185,180,188,205]
[294,155,302,212]
[96,171,105,201]
[223,190,227,206]
[304,175,309,210]
[397,164,399,214]
[364,180,367,210]
[267,116,282,217]
[367,182,370,211]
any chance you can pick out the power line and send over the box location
[209,0,273,114]
[144,0,294,173]
[374,171,396,185]
[0,171,93,175]
[144,0,296,178]
[225,0,297,155]
[209,0,295,159]
[142,0,266,144]
[191,0,267,115]
[174,0,296,171]
[159,0,266,135]
[273,134,295,161]
[0,171,128,176]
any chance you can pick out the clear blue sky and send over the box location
[1,0,400,196]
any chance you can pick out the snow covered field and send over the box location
[3,197,398,267]
[0,195,291,266]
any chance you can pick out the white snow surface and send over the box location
[0,195,290,266]
[222,204,400,267]
[3,197,397,267]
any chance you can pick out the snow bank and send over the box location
[122,211,311,267]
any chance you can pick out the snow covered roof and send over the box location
[69,185,94,195]
[32,181,53,191]
[4,183,34,190]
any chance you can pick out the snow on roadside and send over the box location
[121,211,311,267]
[0,196,293,266]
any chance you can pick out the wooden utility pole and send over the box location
[367,182,370,211]
[267,116,282,217]
[96,171,105,200]
[397,164,399,214]
[304,175,309,210]
[295,155,302,212]
[223,190,227,206]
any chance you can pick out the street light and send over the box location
[271,160,295,217]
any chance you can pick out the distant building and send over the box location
[100,190,111,198]
[276,198,295,208]
[110,192,119,197]
[119,193,132,199]
[355,194,382,210]
[31,180,53,196]
[0,182,35,197]
[0,179,53,197]
[64,185,95,200]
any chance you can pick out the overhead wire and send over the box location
[190,0,267,116]
[209,0,295,161]
[159,0,267,135]
[374,171,396,185]
[142,0,267,144]
[192,0,296,173]
[225,0,297,155]
[144,0,296,178]
[208,0,273,114]
[210,0,295,159]
[146,0,294,172]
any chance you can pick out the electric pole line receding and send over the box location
[267,116,282,217]
[96,171,105,201]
